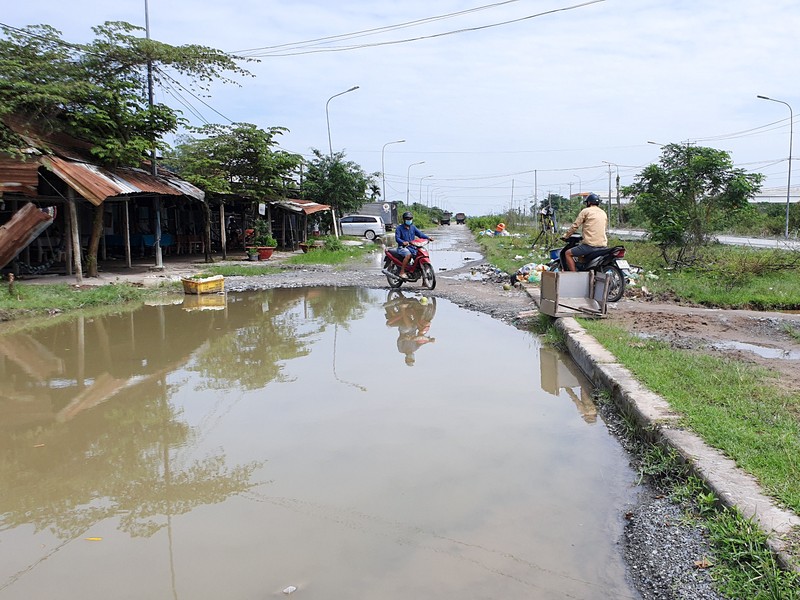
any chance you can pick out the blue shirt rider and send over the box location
[395,211,432,279]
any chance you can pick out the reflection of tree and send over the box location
[191,290,313,390]
[305,287,371,328]
[0,378,261,541]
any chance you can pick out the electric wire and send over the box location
[242,0,606,57]
[232,0,529,56]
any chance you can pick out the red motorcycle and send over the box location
[382,238,436,290]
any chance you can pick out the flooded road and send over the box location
[0,287,640,599]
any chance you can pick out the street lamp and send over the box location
[757,95,794,239]
[406,161,425,203]
[602,160,621,224]
[324,85,358,238]
[326,86,359,158]
[381,139,405,202]
[419,175,433,204]
[572,174,581,198]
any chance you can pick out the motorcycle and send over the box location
[547,234,629,302]
[382,238,436,290]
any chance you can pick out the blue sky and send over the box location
[3,0,799,215]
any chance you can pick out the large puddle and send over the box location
[0,288,639,599]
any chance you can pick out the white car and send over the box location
[339,215,385,240]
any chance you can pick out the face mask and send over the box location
[404,220,413,225]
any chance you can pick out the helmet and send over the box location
[584,193,601,206]
[402,211,413,220]
[496,223,506,230]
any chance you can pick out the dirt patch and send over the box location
[603,299,800,394]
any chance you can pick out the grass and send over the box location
[0,282,152,313]
[476,229,554,275]
[578,318,800,513]
[284,241,378,266]
[199,264,281,277]
[622,241,800,310]
[644,451,800,599]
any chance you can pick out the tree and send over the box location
[166,123,301,199]
[0,22,252,167]
[0,21,253,275]
[302,149,378,228]
[623,143,763,263]
[165,123,302,259]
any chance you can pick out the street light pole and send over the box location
[324,86,358,238]
[326,86,359,158]
[757,95,794,239]
[381,139,405,203]
[406,161,425,204]
[419,175,433,204]
[602,161,621,224]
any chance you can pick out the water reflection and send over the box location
[0,288,638,599]
[540,346,598,423]
[383,291,437,366]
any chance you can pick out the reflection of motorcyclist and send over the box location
[383,292,436,366]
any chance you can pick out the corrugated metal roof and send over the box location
[273,198,331,215]
[39,156,204,206]
[1,115,205,204]
[0,157,39,197]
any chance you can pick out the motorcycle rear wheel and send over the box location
[602,264,625,302]
[421,263,436,290]
[384,258,404,288]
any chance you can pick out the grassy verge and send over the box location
[197,264,281,277]
[620,241,800,310]
[475,228,553,274]
[284,238,378,266]
[642,444,800,599]
[578,318,800,513]
[0,282,154,314]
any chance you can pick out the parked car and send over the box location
[339,215,386,240]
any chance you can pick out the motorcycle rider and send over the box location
[395,211,433,279]
[562,193,608,271]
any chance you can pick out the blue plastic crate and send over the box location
[549,249,560,260]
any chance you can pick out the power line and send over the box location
[242,0,606,57]
[232,0,529,56]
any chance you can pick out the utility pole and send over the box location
[144,0,163,269]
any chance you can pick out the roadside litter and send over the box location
[511,262,548,284]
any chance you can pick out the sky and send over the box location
[3,0,800,215]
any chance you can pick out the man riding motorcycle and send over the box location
[562,193,607,271]
[395,211,433,279]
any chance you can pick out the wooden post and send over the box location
[123,199,132,268]
[153,195,164,270]
[67,188,82,283]
[220,202,227,260]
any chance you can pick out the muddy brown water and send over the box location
[0,287,640,599]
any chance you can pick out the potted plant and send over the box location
[252,218,277,260]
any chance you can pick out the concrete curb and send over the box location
[523,287,800,572]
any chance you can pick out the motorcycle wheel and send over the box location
[421,263,436,290]
[601,264,625,302]
[384,258,404,288]
[547,261,560,272]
